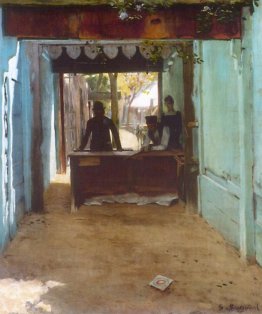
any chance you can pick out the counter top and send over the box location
[68,149,184,158]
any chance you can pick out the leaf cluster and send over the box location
[118,72,157,94]
[109,0,258,25]
[140,41,163,64]
[141,41,203,65]
[85,74,110,92]
[196,2,257,34]
[109,0,174,21]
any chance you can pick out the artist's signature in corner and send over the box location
[218,304,261,313]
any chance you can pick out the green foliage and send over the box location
[109,0,174,21]
[139,42,163,64]
[141,41,203,65]
[118,72,157,96]
[196,1,257,34]
[196,7,214,34]
[85,74,110,92]
[109,0,257,29]
[175,45,204,64]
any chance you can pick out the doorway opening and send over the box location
[46,41,192,210]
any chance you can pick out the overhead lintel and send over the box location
[3,5,242,40]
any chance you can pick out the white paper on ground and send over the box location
[149,275,174,291]
[84,193,178,206]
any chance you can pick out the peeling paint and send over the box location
[252,2,262,265]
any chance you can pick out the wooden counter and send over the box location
[69,150,184,212]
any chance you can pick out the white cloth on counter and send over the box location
[141,126,170,151]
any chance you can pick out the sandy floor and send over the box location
[0,174,262,314]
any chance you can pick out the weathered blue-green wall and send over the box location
[162,56,184,112]
[0,7,59,250]
[194,40,242,249]
[194,7,256,262]
[0,36,58,249]
[0,22,18,249]
[9,44,25,227]
[20,42,33,214]
[162,55,184,147]
[251,4,262,266]
[39,50,58,189]
[200,41,241,185]
[0,9,34,250]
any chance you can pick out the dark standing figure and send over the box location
[78,101,122,151]
[162,95,182,150]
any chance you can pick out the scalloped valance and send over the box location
[44,44,174,61]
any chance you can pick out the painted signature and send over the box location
[218,304,261,313]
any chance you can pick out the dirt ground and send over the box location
[0,173,262,314]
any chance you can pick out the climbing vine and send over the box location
[196,4,240,34]
[196,1,258,34]
[87,0,259,64]
[109,0,174,21]
[140,41,204,64]
[109,0,257,34]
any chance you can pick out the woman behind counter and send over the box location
[162,95,182,150]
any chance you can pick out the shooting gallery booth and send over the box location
[50,41,186,211]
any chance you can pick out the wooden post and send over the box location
[239,8,255,261]
[31,44,44,212]
[158,72,163,119]
[70,156,78,212]
[58,73,67,174]
[183,43,199,212]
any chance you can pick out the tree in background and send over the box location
[85,72,157,129]
[86,73,110,94]
[85,74,110,117]
[85,73,120,128]
[118,72,157,125]
[108,73,119,128]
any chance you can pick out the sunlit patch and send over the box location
[0,278,65,314]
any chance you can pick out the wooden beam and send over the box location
[3,5,241,40]
[0,0,249,5]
